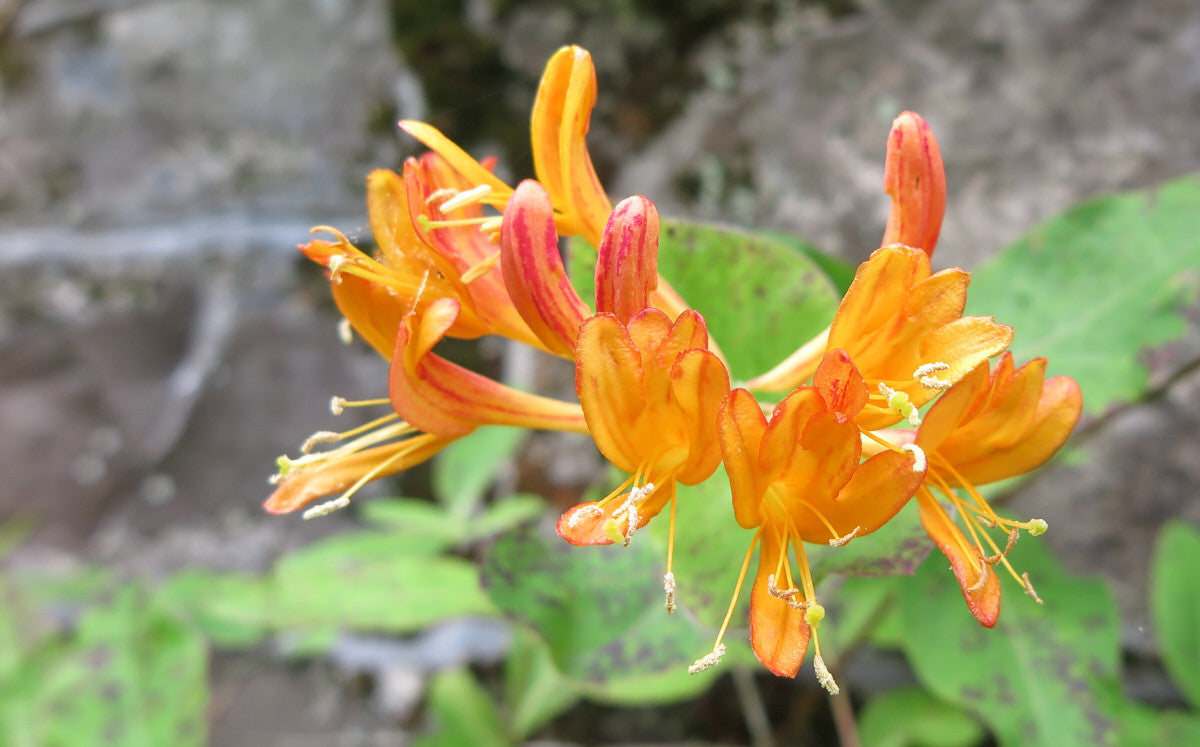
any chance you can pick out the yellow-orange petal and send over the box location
[575,313,646,473]
[390,298,588,437]
[951,374,1082,486]
[398,120,513,203]
[759,388,826,482]
[881,111,946,257]
[669,348,730,485]
[918,316,1014,390]
[530,45,610,244]
[500,180,589,357]
[595,195,659,325]
[264,434,452,514]
[798,448,923,542]
[829,245,930,348]
[719,388,769,529]
[749,533,811,677]
[556,482,677,546]
[917,491,1001,627]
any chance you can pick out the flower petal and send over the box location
[390,298,588,437]
[799,448,924,541]
[917,492,1001,627]
[813,348,868,417]
[881,111,945,257]
[595,195,659,324]
[719,388,769,529]
[670,348,730,485]
[500,180,590,357]
[575,313,646,473]
[398,120,513,204]
[264,434,452,514]
[749,533,811,677]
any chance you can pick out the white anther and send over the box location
[479,216,503,234]
[337,318,353,345]
[913,362,953,390]
[688,644,727,675]
[566,504,604,528]
[967,557,989,593]
[622,504,639,546]
[303,495,350,520]
[460,250,501,283]
[663,572,677,614]
[901,443,927,473]
[330,396,347,415]
[327,254,350,284]
[436,184,492,212]
[424,187,459,206]
[301,431,340,454]
[828,526,862,547]
[1021,572,1044,605]
[814,654,840,695]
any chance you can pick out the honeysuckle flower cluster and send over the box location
[267,45,1082,691]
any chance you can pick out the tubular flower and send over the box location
[695,350,926,688]
[553,195,731,612]
[749,244,1013,430]
[301,155,552,353]
[877,353,1082,626]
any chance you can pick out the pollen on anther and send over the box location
[337,318,353,345]
[566,504,603,528]
[1021,572,1044,604]
[901,443,927,473]
[688,644,726,675]
[437,184,492,212]
[663,571,677,614]
[814,654,840,695]
[303,495,350,520]
[913,362,952,390]
[327,254,350,284]
[301,431,340,453]
[828,526,862,547]
[330,396,347,415]
[424,187,459,206]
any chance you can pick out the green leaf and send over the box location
[359,498,462,543]
[1150,520,1200,709]
[434,426,526,520]
[414,668,510,747]
[897,536,1124,746]
[806,502,933,580]
[156,571,271,647]
[857,686,986,747]
[0,588,208,746]
[569,219,840,381]
[481,521,718,704]
[463,494,545,543]
[504,627,580,739]
[966,176,1200,412]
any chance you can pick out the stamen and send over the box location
[424,187,459,206]
[663,571,677,614]
[966,555,989,592]
[913,362,952,390]
[310,225,353,247]
[900,443,927,473]
[436,184,492,212]
[303,495,350,519]
[622,503,639,546]
[460,251,501,283]
[1004,528,1020,554]
[1021,573,1044,604]
[330,397,346,415]
[327,254,350,284]
[878,383,921,426]
[301,431,340,454]
[828,526,861,547]
[767,574,801,601]
[330,396,390,415]
[566,504,603,528]
[337,318,353,345]
[688,644,727,675]
[480,216,503,234]
[814,653,840,695]
[417,214,496,232]
[977,516,996,529]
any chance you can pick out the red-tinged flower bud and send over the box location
[881,111,946,257]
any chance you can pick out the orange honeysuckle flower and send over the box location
[746,111,952,395]
[400,45,608,246]
[400,45,699,335]
[301,155,553,354]
[877,353,1082,626]
[693,350,925,687]
[749,245,1013,431]
[550,194,730,612]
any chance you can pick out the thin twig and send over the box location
[732,666,775,747]
[829,687,861,747]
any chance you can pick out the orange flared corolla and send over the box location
[699,350,925,685]
[877,353,1082,626]
[749,245,1013,429]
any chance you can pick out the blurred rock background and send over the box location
[1,0,1198,742]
